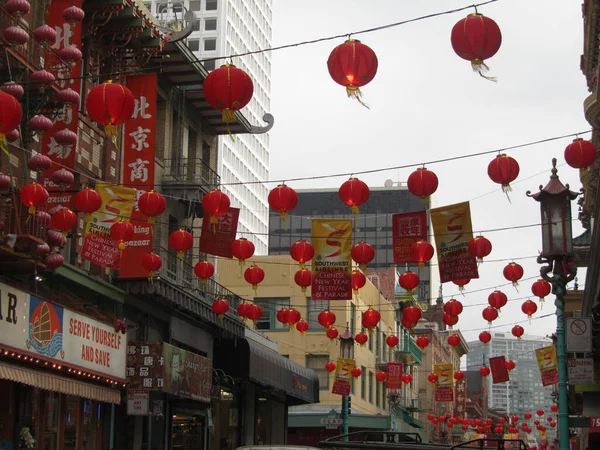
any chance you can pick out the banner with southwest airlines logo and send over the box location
[311,219,352,300]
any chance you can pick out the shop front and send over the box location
[0,282,127,450]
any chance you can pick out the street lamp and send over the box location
[527,158,578,450]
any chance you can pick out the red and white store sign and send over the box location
[0,282,126,382]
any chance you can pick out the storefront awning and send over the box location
[0,361,121,404]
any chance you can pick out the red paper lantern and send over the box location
[6,129,18,142]
[511,325,524,339]
[203,64,254,123]
[296,319,309,334]
[212,298,229,318]
[479,330,492,344]
[5,0,30,17]
[407,167,439,199]
[531,279,551,303]
[488,290,508,311]
[454,370,465,380]
[0,81,24,99]
[62,5,85,25]
[290,240,314,269]
[488,154,519,193]
[521,299,538,318]
[443,299,463,316]
[325,362,336,372]
[351,241,375,270]
[327,39,378,102]
[276,308,289,326]
[564,138,597,169]
[480,366,491,377]
[20,182,48,215]
[415,336,429,349]
[402,373,413,384]
[287,308,301,328]
[237,302,249,320]
[339,177,370,214]
[74,187,102,217]
[138,190,167,224]
[482,306,499,324]
[468,235,492,263]
[0,90,22,148]
[294,269,311,293]
[33,24,57,46]
[326,327,339,340]
[452,278,470,291]
[355,332,368,346]
[142,253,162,277]
[85,81,135,144]
[398,270,420,292]
[58,45,82,66]
[362,308,381,331]
[169,229,193,258]
[46,253,64,271]
[524,412,532,420]
[318,309,336,330]
[3,26,29,46]
[503,262,524,287]
[443,313,459,328]
[411,240,434,268]
[385,335,399,348]
[50,169,74,189]
[505,359,516,371]
[49,208,77,233]
[511,415,519,423]
[56,88,80,105]
[376,371,386,382]
[202,188,230,226]
[351,270,366,295]
[402,305,422,329]
[428,373,439,384]
[550,404,558,413]
[54,129,77,146]
[268,184,298,222]
[232,238,255,267]
[350,367,362,378]
[47,229,67,248]
[537,409,544,417]
[244,264,265,294]
[447,334,461,347]
[28,115,54,133]
[0,172,10,190]
[27,154,52,173]
[245,303,263,322]
[451,13,502,77]
[194,260,215,284]
[110,220,134,250]
[36,243,50,257]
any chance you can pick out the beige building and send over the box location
[218,254,425,445]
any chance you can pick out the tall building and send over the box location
[149,0,272,254]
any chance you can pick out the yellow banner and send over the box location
[311,219,353,300]
[430,201,479,283]
[435,363,454,387]
[81,181,136,269]
[536,345,559,386]
[332,357,355,396]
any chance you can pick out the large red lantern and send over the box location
[237,302,249,320]
[339,177,370,214]
[362,308,381,331]
[296,320,309,334]
[452,278,470,292]
[351,270,366,296]
[531,279,551,306]
[505,359,516,371]
[480,366,491,377]
[443,299,463,316]
[203,64,254,123]
[49,208,77,233]
[482,306,499,324]
[511,324,524,339]
[268,184,298,222]
[327,39,378,103]
[447,334,460,347]
[503,262,524,287]
[355,332,368,346]
[385,335,399,348]
[468,235,492,263]
[20,182,48,215]
[110,220,134,250]
[402,305,422,329]
[290,240,314,268]
[411,240,434,268]
[415,336,429,349]
[350,367,362,378]
[479,330,492,344]
[202,189,231,228]
[194,260,215,284]
[85,81,135,144]
[442,313,459,328]
[294,269,312,293]
[245,303,263,324]
[169,229,193,259]
[454,370,465,380]
[488,290,508,311]
[351,241,375,270]
[244,264,265,294]
[0,90,22,152]
[232,238,255,267]
[450,13,502,78]
[142,253,162,277]
[138,190,167,224]
[317,309,336,330]
[212,298,229,319]
[73,187,102,218]
[564,138,597,170]
[326,327,339,340]
[376,371,386,382]
[407,167,439,200]
[287,308,301,328]
[325,362,336,373]
[398,270,420,293]
[488,154,519,193]
[521,299,538,318]
[402,373,413,384]
[276,308,289,326]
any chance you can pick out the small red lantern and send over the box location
[237,302,249,320]
[85,81,135,145]
[468,235,492,263]
[56,88,80,105]
[351,270,366,296]
[488,154,519,193]
[503,261,524,287]
[402,373,413,384]
[63,4,85,25]
[28,115,54,133]
[203,64,254,124]
[0,82,24,99]
[317,309,336,330]
[142,252,162,277]
[54,129,77,146]
[294,269,311,293]
[20,182,48,215]
[351,241,375,270]
[37,211,52,227]
[415,336,429,349]
[0,90,23,150]
[362,308,381,331]
[339,177,370,214]
[524,412,532,420]
[169,229,193,259]
[50,169,74,189]
[326,327,339,340]
[564,138,597,170]
[411,240,434,268]
[355,332,368,346]
[407,167,439,200]
[350,367,362,378]
[428,373,438,384]
[36,243,50,257]
[454,370,465,380]
[550,404,558,413]
[511,415,519,423]
[479,330,492,344]
[58,45,82,66]
[482,306,499,324]
[194,260,215,284]
[385,335,399,348]
[488,290,508,311]
[33,24,57,46]
[443,299,463,316]
[480,366,491,377]
[327,39,378,103]
[287,308,301,328]
[5,0,31,18]
[505,359,516,371]
[290,240,314,269]
[245,303,263,323]
[296,319,309,334]
[276,308,289,326]
[451,13,502,78]
[442,313,459,328]
[3,26,29,46]
[49,208,77,233]
[268,184,298,223]
[73,187,102,218]
[202,189,230,228]
[27,154,52,173]
[537,409,544,417]
[47,229,67,248]
[521,299,538,318]
[452,278,470,292]
[376,371,386,382]
[512,325,524,339]
[46,253,64,271]
[398,270,420,293]
[244,264,265,294]
[232,237,255,267]
[531,279,551,306]
[0,172,10,191]
[212,298,229,319]
[447,334,460,347]
[6,129,18,142]
[402,305,422,329]
[138,190,167,225]
[325,362,336,373]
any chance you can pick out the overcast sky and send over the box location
[265,0,590,346]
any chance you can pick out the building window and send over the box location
[361,366,366,399]
[376,327,381,359]
[376,377,381,407]
[192,20,200,32]
[203,59,216,71]
[307,355,330,390]
[204,39,216,51]
[368,371,374,403]
[350,303,356,334]
[382,332,387,361]
[307,299,329,330]
[368,327,373,351]
[189,0,201,11]
[187,39,199,51]
[205,0,217,11]
[205,18,217,30]
[254,298,290,330]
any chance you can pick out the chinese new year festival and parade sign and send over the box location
[434,363,454,402]
[331,357,354,396]
[536,345,559,386]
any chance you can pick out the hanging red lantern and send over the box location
[0,82,24,99]
[398,270,420,293]
[325,362,336,373]
[49,208,77,233]
[5,0,31,18]
[521,299,538,318]
[550,404,558,413]
[33,24,57,47]
[531,279,551,306]
[142,253,162,277]
[454,370,465,380]
[326,327,339,340]
[85,81,135,145]
[537,409,544,417]
[47,229,67,248]
[415,336,429,349]
[245,303,263,323]
[36,211,51,226]
[407,167,439,200]
[50,169,74,189]
[362,308,381,331]
[203,64,254,124]
[73,187,102,218]
[402,305,422,329]
[296,320,309,334]
[0,90,22,151]
[110,220,134,250]
[385,335,399,348]
[268,184,298,223]
[402,373,413,384]
[524,412,532,420]
[56,88,80,105]
[450,13,502,78]
[375,371,386,382]
[442,313,459,328]
[237,302,249,320]
[350,367,362,378]
[511,415,519,423]
[355,332,368,346]
[447,334,461,347]
[482,306,499,324]
[503,261,524,287]
[411,240,434,268]
[212,298,229,319]
[468,235,492,263]
[54,128,77,146]
[327,39,378,103]
[294,269,311,293]
[511,325,524,339]
[290,240,314,269]
[62,5,85,25]
[276,308,289,326]
[428,373,439,384]
[169,229,193,259]
[488,154,519,193]
[58,45,82,66]
[30,70,56,89]
[287,308,301,328]
[317,309,336,330]
[28,115,54,133]
[194,260,215,284]
[3,26,29,46]
[351,270,366,296]
[231,237,255,267]
[6,129,18,142]
[46,253,64,271]
[0,173,10,191]
[36,243,50,258]
[564,138,597,170]
[452,278,470,292]
[20,182,48,215]
[505,359,516,371]
[351,241,375,270]
[488,290,508,311]
[479,330,492,344]
[480,366,491,377]
[202,189,230,228]
[27,154,52,173]
[339,177,370,214]
[244,264,265,294]
[443,299,463,316]
[138,190,167,225]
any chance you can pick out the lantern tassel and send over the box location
[104,124,119,148]
[353,289,359,299]
[0,133,7,156]
[351,205,359,214]
[280,212,288,231]
[346,85,370,109]
[301,286,306,293]
[210,215,218,234]
[471,59,497,82]
[540,298,544,310]
[299,262,306,269]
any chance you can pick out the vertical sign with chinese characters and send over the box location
[489,356,510,384]
[118,74,158,279]
[199,209,240,258]
[331,357,354,396]
[434,363,454,402]
[127,342,165,390]
[41,0,82,194]
[453,377,467,417]
[536,345,559,386]
[392,212,427,263]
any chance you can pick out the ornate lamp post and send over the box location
[527,158,578,450]
[339,327,355,439]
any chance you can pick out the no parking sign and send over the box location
[566,317,592,352]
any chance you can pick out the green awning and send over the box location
[289,413,390,429]
[55,263,126,304]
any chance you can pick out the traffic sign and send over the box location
[566,317,592,352]
[320,418,343,429]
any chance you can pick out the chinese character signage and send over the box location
[311,219,353,300]
[41,0,83,192]
[386,362,403,389]
[199,208,240,258]
[568,358,594,385]
[453,377,466,417]
[0,282,127,381]
[536,345,559,386]
[489,356,510,384]
[118,74,158,279]
[392,212,427,263]
[430,202,479,283]
[331,357,354,396]
[127,341,212,403]
[434,363,454,402]
[81,181,136,269]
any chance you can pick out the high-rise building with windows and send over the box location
[148,0,272,254]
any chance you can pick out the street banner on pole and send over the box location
[489,356,510,384]
[434,363,454,402]
[392,211,427,263]
[332,357,354,396]
[536,345,559,386]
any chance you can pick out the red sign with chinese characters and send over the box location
[489,356,510,384]
[41,0,82,191]
[118,74,157,279]
[199,208,240,258]
[453,377,467,417]
[386,362,403,389]
[392,212,427,264]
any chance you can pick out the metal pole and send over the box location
[342,395,349,439]
[553,270,569,450]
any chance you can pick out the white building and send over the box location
[148,0,272,254]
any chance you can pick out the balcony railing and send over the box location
[162,158,220,191]
[396,335,423,365]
